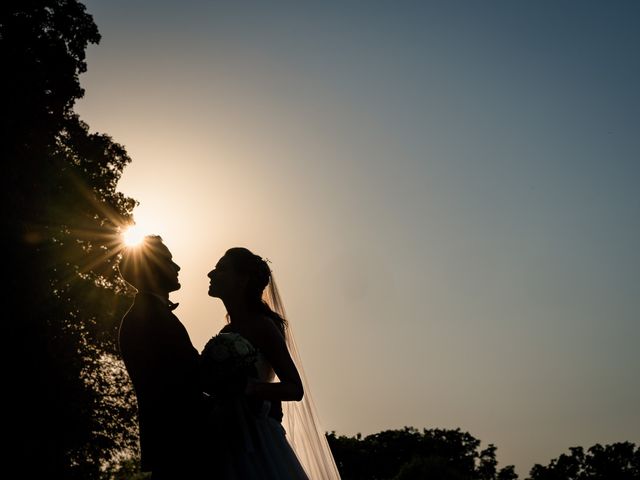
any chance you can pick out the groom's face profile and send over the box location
[149,241,181,293]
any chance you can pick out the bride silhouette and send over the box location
[204,247,341,479]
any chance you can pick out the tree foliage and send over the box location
[2,1,139,477]
[528,442,640,480]
[326,427,518,480]
[326,428,639,480]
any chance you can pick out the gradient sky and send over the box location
[75,1,639,475]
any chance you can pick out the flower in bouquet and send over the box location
[201,332,258,396]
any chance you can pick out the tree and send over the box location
[2,1,139,477]
[326,427,518,480]
[528,442,639,480]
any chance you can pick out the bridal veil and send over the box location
[264,275,341,479]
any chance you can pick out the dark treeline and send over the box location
[2,1,638,479]
[327,427,518,480]
[327,428,639,480]
[2,1,139,477]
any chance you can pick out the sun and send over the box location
[122,224,146,246]
[119,204,168,248]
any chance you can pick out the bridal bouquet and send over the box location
[200,332,258,397]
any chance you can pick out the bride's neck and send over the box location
[223,297,251,323]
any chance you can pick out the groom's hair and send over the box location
[118,235,167,288]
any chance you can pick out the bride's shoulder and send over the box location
[250,316,286,351]
[253,314,281,333]
[219,324,234,334]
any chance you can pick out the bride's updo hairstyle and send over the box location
[225,247,287,335]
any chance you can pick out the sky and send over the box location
[75,1,639,475]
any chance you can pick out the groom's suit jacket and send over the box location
[118,293,203,473]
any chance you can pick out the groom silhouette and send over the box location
[118,235,206,479]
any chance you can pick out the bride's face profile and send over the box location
[207,254,248,299]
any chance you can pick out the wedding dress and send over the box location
[212,338,310,479]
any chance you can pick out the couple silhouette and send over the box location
[117,235,340,479]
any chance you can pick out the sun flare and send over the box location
[120,205,168,248]
[122,225,146,246]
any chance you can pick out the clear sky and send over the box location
[76,1,639,475]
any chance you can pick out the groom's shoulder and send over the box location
[121,294,164,326]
